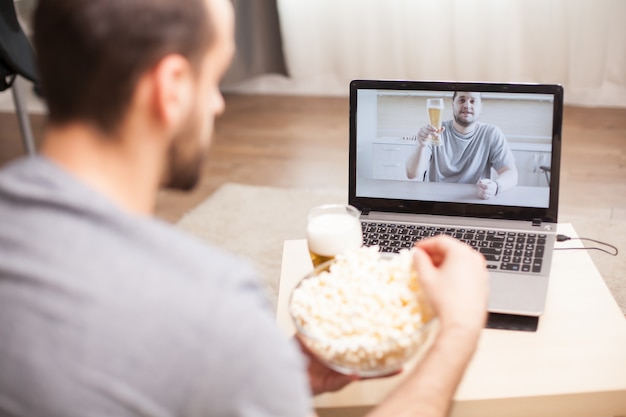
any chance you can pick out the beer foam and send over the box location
[306,213,362,257]
[290,246,430,375]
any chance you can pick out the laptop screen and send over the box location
[349,80,563,223]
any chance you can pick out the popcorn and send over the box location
[290,246,433,375]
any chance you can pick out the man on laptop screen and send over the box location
[405,91,518,200]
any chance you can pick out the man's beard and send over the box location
[453,112,475,128]
[162,111,208,191]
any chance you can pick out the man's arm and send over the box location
[366,236,489,417]
[476,166,518,199]
[406,125,439,180]
[495,166,518,192]
[364,327,480,417]
[406,144,430,180]
[477,126,519,199]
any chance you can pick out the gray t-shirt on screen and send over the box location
[0,156,311,417]
[425,120,516,183]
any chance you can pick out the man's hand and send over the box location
[412,236,489,335]
[476,178,498,199]
[295,337,401,396]
[416,125,445,146]
[295,337,359,395]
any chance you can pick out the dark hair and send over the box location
[33,0,214,134]
[452,91,482,102]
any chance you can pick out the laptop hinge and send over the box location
[532,218,542,227]
[361,207,371,216]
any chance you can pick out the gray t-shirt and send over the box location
[0,156,311,417]
[425,120,516,183]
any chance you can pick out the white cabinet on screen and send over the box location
[371,142,414,180]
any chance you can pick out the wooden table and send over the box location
[276,223,626,417]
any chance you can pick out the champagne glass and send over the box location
[306,204,363,267]
[426,98,444,146]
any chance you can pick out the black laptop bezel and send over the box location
[348,79,563,223]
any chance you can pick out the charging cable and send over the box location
[555,234,619,256]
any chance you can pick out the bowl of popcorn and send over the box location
[289,246,437,377]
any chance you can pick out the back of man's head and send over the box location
[33,0,214,135]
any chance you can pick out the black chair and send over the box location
[0,0,39,155]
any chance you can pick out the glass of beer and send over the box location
[306,204,363,267]
[426,98,444,146]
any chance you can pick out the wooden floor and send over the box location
[1,94,625,225]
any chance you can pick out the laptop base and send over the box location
[486,313,539,332]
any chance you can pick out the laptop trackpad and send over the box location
[488,272,549,317]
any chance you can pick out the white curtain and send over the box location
[226,0,626,108]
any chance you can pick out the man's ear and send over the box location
[151,54,194,132]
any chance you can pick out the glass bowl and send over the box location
[289,247,437,377]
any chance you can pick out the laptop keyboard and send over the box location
[362,221,547,274]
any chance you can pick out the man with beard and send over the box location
[406,92,518,200]
[0,0,488,416]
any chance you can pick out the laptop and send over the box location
[349,80,564,317]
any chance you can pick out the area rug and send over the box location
[176,183,346,307]
[176,183,625,314]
